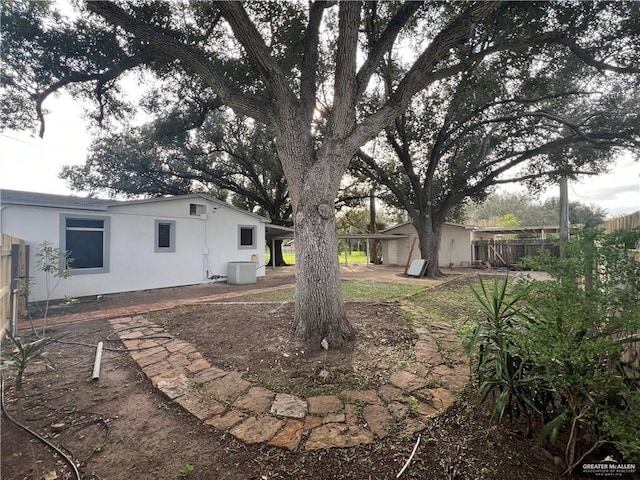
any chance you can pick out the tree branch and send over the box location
[349,2,501,151]
[356,1,423,99]
[85,1,275,124]
[35,55,147,138]
[559,37,640,74]
[216,1,299,108]
[327,1,361,139]
[354,148,417,219]
[300,1,328,123]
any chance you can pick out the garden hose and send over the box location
[53,324,174,352]
[1,373,81,480]
[1,325,172,480]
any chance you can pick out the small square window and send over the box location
[190,204,206,216]
[238,225,256,249]
[155,220,176,252]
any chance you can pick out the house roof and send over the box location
[109,193,271,223]
[379,221,474,234]
[0,189,120,210]
[0,189,270,222]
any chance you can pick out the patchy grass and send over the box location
[406,274,529,339]
[342,280,426,301]
[276,250,370,266]
[230,288,295,302]
[252,370,372,398]
[405,277,482,336]
[229,280,426,303]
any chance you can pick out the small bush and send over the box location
[467,228,640,473]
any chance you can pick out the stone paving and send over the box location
[109,311,470,451]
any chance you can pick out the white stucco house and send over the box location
[379,222,474,268]
[0,189,269,302]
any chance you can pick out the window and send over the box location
[60,215,110,274]
[190,203,206,216]
[155,220,175,252]
[238,225,256,249]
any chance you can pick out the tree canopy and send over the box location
[3,0,640,348]
[465,191,608,228]
[351,2,639,274]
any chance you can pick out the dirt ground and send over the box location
[2,267,573,480]
[152,302,418,397]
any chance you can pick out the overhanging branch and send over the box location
[86,1,275,124]
[36,55,147,138]
[356,1,423,99]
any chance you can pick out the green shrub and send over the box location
[467,228,640,473]
[178,464,194,479]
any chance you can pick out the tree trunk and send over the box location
[369,189,378,264]
[294,195,356,350]
[266,239,288,267]
[414,217,444,277]
[279,137,357,351]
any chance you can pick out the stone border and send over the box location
[110,313,469,451]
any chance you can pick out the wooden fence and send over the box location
[603,212,640,378]
[1,233,28,337]
[472,239,559,266]
[603,211,640,233]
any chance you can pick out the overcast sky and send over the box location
[1,92,638,219]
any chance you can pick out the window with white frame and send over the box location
[155,220,176,252]
[60,215,110,274]
[238,225,256,249]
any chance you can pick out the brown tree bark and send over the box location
[414,217,444,278]
[277,132,357,349]
[266,240,287,267]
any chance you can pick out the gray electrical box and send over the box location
[227,262,257,285]
[406,259,428,278]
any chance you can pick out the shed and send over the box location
[379,222,473,268]
[0,189,269,302]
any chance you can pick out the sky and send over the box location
[1,92,639,219]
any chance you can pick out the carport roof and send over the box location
[266,224,294,239]
[268,229,409,241]
[473,225,560,235]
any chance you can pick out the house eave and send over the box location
[112,193,271,222]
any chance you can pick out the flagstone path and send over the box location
[110,311,470,451]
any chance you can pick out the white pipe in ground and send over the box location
[11,289,18,337]
[92,342,104,381]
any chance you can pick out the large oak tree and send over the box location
[353,51,639,275]
[3,1,639,348]
[349,2,639,276]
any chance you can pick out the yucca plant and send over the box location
[1,331,59,390]
[466,275,553,426]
